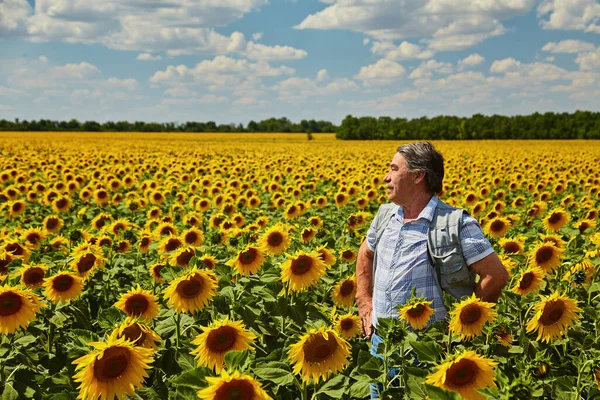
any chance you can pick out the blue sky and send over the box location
[0,0,599,125]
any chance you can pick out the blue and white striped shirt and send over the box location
[366,196,493,328]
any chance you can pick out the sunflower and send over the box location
[563,259,595,286]
[43,215,63,234]
[8,200,26,217]
[91,213,112,231]
[426,350,497,400]
[170,245,197,268]
[72,336,154,400]
[300,227,317,243]
[52,195,72,213]
[512,267,545,296]
[498,237,525,254]
[529,243,562,273]
[281,251,327,293]
[331,276,357,307]
[449,294,497,340]
[526,291,581,343]
[0,286,45,335]
[258,225,291,256]
[70,250,105,278]
[14,264,47,289]
[158,235,183,254]
[283,203,300,219]
[334,313,361,339]
[398,299,435,330]
[494,325,513,347]
[3,239,30,261]
[197,255,217,271]
[316,245,336,267]
[288,326,351,383]
[107,218,132,237]
[114,285,160,322]
[575,219,596,234]
[483,217,511,238]
[226,246,265,276]
[339,249,357,263]
[308,216,323,228]
[163,267,217,314]
[20,227,46,249]
[111,317,161,350]
[540,234,566,250]
[43,272,84,303]
[93,188,110,206]
[154,222,178,238]
[543,208,570,232]
[197,370,272,400]
[190,319,256,372]
[181,227,204,247]
[0,250,13,277]
[334,192,349,208]
[138,232,152,253]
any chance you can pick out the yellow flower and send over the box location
[44,272,84,304]
[498,237,525,254]
[114,285,160,322]
[13,264,47,289]
[331,276,357,307]
[0,286,46,335]
[543,208,570,232]
[258,225,291,256]
[190,319,256,372]
[448,294,497,340]
[529,242,562,273]
[72,336,154,400]
[181,227,204,246]
[288,327,351,383]
[169,245,197,268]
[110,317,161,350]
[163,268,217,314]
[197,370,272,400]
[280,251,327,293]
[339,248,357,263]
[398,299,435,330]
[316,245,336,267]
[426,350,497,400]
[484,217,511,238]
[226,246,266,276]
[526,291,581,343]
[512,267,545,296]
[334,313,361,339]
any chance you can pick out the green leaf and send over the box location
[171,368,208,389]
[348,378,372,399]
[49,311,68,328]
[424,384,461,400]
[356,355,384,379]
[224,350,251,371]
[315,374,348,397]
[1,383,19,400]
[508,346,524,354]
[409,340,443,364]
[253,366,294,386]
[13,336,37,347]
[407,375,427,399]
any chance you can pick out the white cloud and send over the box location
[363,38,370,45]
[105,77,138,91]
[296,0,536,51]
[273,76,358,103]
[537,0,600,32]
[48,62,101,80]
[165,86,196,97]
[576,47,600,70]
[0,86,28,97]
[545,56,556,62]
[233,96,269,106]
[252,32,263,41]
[542,39,596,53]
[245,42,307,61]
[0,0,32,38]
[490,57,521,73]
[137,53,162,61]
[39,55,48,63]
[316,69,329,83]
[409,59,453,79]
[355,59,406,86]
[371,41,434,60]
[458,53,485,71]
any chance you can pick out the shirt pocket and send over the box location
[429,245,471,285]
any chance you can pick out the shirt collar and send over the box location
[396,195,438,222]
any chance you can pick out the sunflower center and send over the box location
[23,268,44,285]
[503,242,520,254]
[5,243,24,256]
[141,237,150,247]
[0,292,22,316]
[535,247,554,264]
[490,220,505,232]
[185,232,198,244]
[340,318,355,331]
[125,294,149,316]
[240,249,257,265]
[177,250,194,266]
[548,213,562,224]
[56,198,68,209]
[342,250,353,259]
[447,359,478,387]
[304,333,338,363]
[291,255,313,275]
[407,304,426,318]
[121,324,146,346]
[539,300,565,326]
[207,326,238,353]
[214,379,254,400]
[46,218,58,230]
[165,239,182,252]
[12,203,23,212]
[93,347,131,382]
[339,280,355,297]
[26,233,42,244]
[53,275,74,292]
[267,233,283,247]
[459,304,482,325]
[176,277,204,299]
[77,253,97,273]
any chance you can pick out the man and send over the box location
[355,142,508,398]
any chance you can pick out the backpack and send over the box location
[371,201,476,300]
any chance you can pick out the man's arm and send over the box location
[469,252,509,303]
[356,240,374,337]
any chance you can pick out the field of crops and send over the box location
[0,132,599,400]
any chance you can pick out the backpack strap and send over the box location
[370,203,397,293]
[427,201,475,300]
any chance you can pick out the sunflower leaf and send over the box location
[423,384,461,400]
[409,340,443,364]
[315,374,348,397]
[171,368,208,389]
[253,364,294,386]
[348,378,371,399]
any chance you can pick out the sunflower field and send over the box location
[1,132,600,400]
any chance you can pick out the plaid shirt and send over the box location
[366,196,494,328]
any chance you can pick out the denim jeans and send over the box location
[369,333,400,399]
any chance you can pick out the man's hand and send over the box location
[471,252,509,303]
[357,295,373,338]
[356,240,375,338]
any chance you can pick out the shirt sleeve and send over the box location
[460,214,494,266]
[366,210,381,252]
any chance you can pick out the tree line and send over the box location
[1,111,599,138]
[0,117,336,133]
[336,111,600,140]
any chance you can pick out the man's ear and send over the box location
[414,171,426,184]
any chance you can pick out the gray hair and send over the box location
[397,142,444,194]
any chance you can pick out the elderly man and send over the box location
[356,142,508,398]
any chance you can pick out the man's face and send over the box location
[384,153,415,205]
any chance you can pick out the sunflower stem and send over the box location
[47,302,56,355]
[174,312,182,355]
[301,380,309,400]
